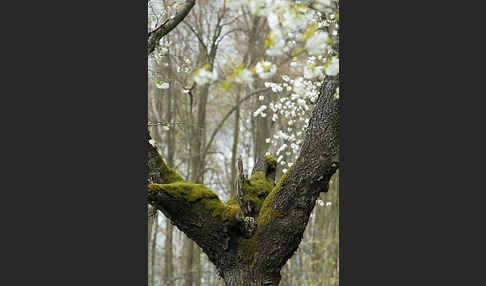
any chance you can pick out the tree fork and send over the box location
[146,77,339,285]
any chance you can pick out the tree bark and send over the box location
[147,78,339,285]
[147,0,196,55]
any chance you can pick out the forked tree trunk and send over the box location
[147,78,339,286]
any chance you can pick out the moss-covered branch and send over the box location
[147,141,183,184]
[147,141,238,263]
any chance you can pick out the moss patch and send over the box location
[243,172,274,214]
[225,171,274,216]
[148,182,240,223]
[256,164,294,227]
[264,155,277,174]
[157,153,184,183]
[234,167,291,267]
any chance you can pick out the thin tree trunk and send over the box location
[163,53,177,286]
[183,235,194,286]
[148,207,153,286]
[163,221,174,285]
[230,90,241,196]
[151,219,159,286]
[194,244,201,286]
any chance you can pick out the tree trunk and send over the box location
[163,220,174,286]
[147,207,153,286]
[253,90,272,164]
[151,219,159,286]
[147,78,340,286]
[183,235,194,286]
[222,268,277,286]
[230,91,241,196]
[194,244,202,286]
[163,66,176,285]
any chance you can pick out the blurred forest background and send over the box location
[147,0,339,285]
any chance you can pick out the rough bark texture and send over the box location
[147,0,196,55]
[147,78,339,285]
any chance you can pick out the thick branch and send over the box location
[147,136,236,263]
[252,77,340,275]
[147,0,196,55]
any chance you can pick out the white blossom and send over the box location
[281,8,311,33]
[272,113,279,122]
[264,82,283,92]
[266,30,286,56]
[193,68,218,85]
[305,31,328,56]
[256,61,277,79]
[267,11,280,30]
[253,105,267,118]
[277,144,288,155]
[234,68,254,84]
[304,65,323,79]
[325,57,339,76]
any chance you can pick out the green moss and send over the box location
[225,172,274,217]
[226,196,238,206]
[150,182,217,201]
[264,155,277,173]
[256,165,293,227]
[237,236,258,266]
[148,182,240,223]
[157,153,184,183]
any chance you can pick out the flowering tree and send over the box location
[147,0,340,285]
